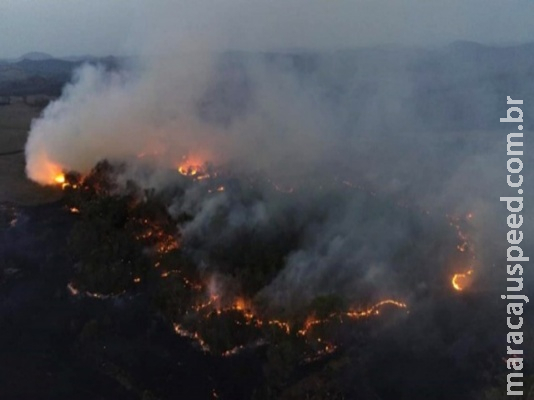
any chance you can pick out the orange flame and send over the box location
[26,149,67,186]
[233,297,247,311]
[451,269,474,291]
[54,173,72,189]
[176,153,215,180]
[178,164,200,176]
[177,155,205,177]
[298,299,408,336]
[54,174,65,184]
[173,323,211,352]
[448,213,477,292]
[345,299,408,318]
[173,294,407,358]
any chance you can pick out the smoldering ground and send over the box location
[25,45,534,302]
[6,1,532,398]
[20,44,534,398]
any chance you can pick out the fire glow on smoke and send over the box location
[50,152,480,297]
[54,160,481,361]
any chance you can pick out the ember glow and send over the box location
[451,269,474,292]
[54,174,65,184]
[51,166,421,362]
[66,282,126,299]
[134,217,179,254]
[173,323,211,352]
[298,299,408,336]
[177,155,209,178]
[14,7,534,395]
[345,299,408,318]
[175,285,408,357]
[24,145,69,186]
[448,213,478,292]
[178,164,200,176]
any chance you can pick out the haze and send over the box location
[2,0,534,58]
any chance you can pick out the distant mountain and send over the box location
[0,55,122,97]
[18,52,54,61]
[60,55,99,62]
[447,40,488,51]
[15,58,80,78]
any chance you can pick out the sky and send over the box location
[1,0,534,58]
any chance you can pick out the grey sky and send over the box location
[2,0,534,58]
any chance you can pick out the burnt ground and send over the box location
[0,95,261,400]
[0,202,265,400]
[1,48,533,399]
[0,200,529,400]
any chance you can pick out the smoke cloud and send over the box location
[24,3,534,306]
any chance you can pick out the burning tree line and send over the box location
[50,159,517,399]
[54,161,418,395]
[21,155,533,400]
[62,161,408,352]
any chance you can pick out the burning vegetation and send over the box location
[24,145,522,400]
[14,42,534,399]
[57,160,483,351]
[447,213,478,292]
[451,269,474,292]
[8,155,531,399]
[51,162,419,384]
[61,161,411,358]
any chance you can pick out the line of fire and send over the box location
[38,152,479,365]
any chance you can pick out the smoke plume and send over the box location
[24,4,534,306]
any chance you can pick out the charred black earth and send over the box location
[0,163,531,400]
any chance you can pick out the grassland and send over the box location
[0,101,60,204]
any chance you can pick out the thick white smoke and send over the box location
[23,2,534,303]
